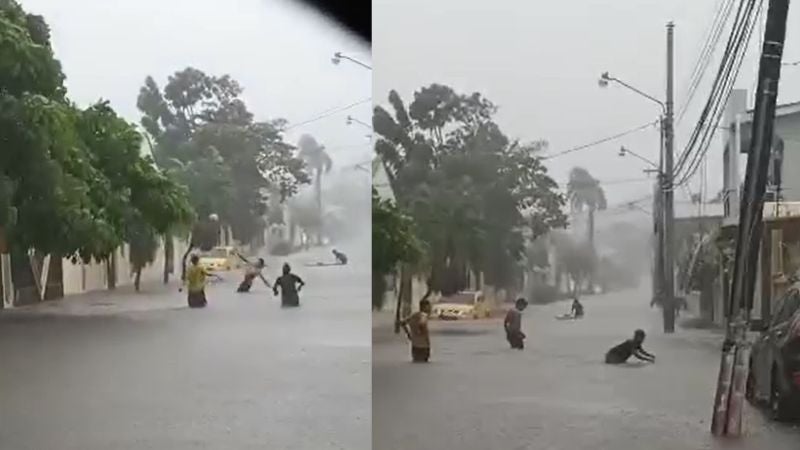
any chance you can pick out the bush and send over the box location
[270,240,292,256]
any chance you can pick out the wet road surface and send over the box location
[0,245,370,450]
[373,285,800,450]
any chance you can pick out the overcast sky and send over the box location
[21,0,372,169]
[374,0,800,211]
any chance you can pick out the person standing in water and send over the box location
[400,299,432,363]
[504,298,528,349]
[185,254,212,308]
[273,263,305,307]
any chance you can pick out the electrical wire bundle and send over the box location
[670,0,764,191]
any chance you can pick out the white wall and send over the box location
[61,237,190,296]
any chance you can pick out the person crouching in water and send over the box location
[571,297,584,319]
[237,258,267,293]
[505,298,528,350]
[332,249,348,265]
[400,299,432,363]
[273,263,305,307]
[185,255,210,308]
[605,329,655,364]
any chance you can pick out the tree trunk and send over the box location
[134,268,142,292]
[181,243,194,282]
[44,256,63,300]
[587,207,596,292]
[106,253,117,290]
[315,170,323,246]
[163,235,173,284]
[395,265,412,333]
[372,271,386,310]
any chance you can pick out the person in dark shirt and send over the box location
[571,297,584,318]
[273,263,305,307]
[332,249,348,265]
[504,298,528,350]
[605,329,655,364]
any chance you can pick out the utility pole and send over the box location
[663,22,677,333]
[711,0,790,437]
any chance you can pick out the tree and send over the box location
[0,1,194,300]
[566,167,607,246]
[298,134,332,244]
[374,84,567,301]
[372,189,422,310]
[553,234,597,297]
[137,68,309,250]
[128,220,159,292]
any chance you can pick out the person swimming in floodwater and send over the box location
[332,249,348,265]
[605,329,655,364]
[504,298,528,350]
[237,258,267,293]
[571,297,584,318]
[273,263,305,307]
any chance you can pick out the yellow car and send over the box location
[198,246,243,272]
[431,291,492,320]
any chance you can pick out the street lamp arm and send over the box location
[333,52,372,70]
[620,146,660,170]
[602,73,666,113]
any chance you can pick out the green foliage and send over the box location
[128,220,159,272]
[374,84,567,292]
[137,68,310,245]
[0,2,194,263]
[372,189,422,275]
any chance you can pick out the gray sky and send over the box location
[374,0,800,210]
[21,0,372,168]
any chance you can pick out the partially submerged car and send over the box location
[747,283,800,421]
[198,246,243,272]
[431,291,492,320]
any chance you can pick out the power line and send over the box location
[672,0,761,188]
[284,98,371,130]
[678,0,738,124]
[541,121,659,160]
[673,0,762,188]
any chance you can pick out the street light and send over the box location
[347,115,373,130]
[599,72,666,113]
[619,146,660,171]
[332,52,372,70]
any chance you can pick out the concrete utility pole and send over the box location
[711,0,791,437]
[663,22,677,333]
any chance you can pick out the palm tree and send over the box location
[566,167,606,245]
[298,134,332,244]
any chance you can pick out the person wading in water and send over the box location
[237,258,268,293]
[504,298,528,349]
[184,254,218,308]
[400,299,432,363]
[273,263,305,307]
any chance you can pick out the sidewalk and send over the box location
[3,281,186,317]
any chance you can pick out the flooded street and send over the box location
[0,245,370,450]
[373,285,800,450]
